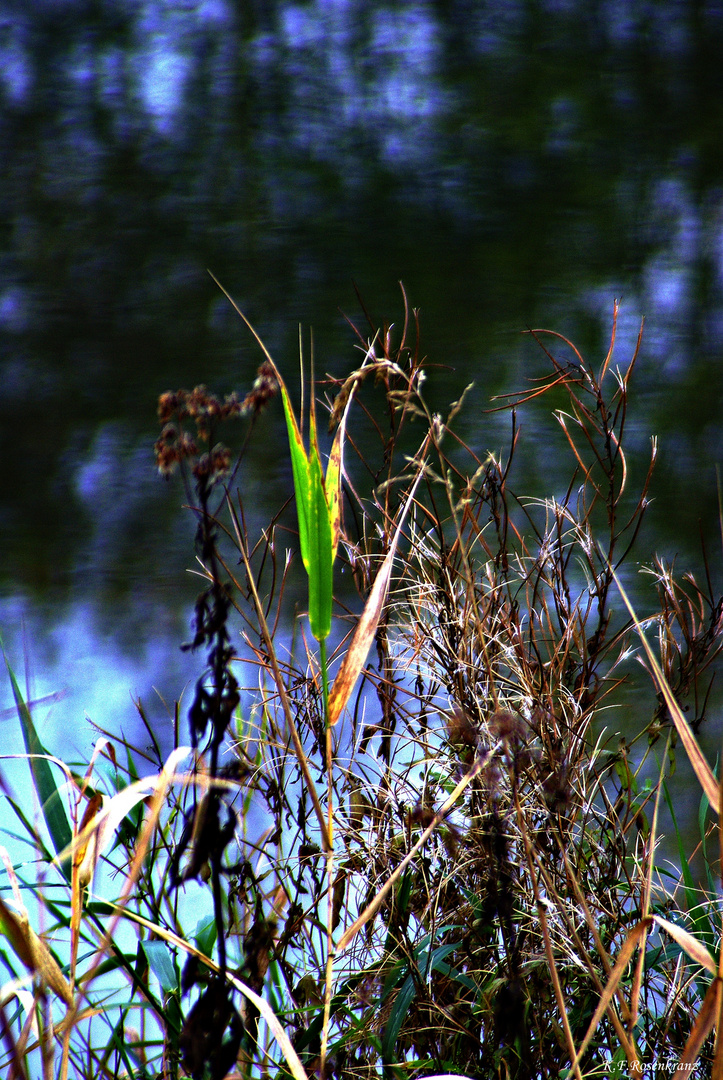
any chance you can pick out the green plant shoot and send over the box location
[275,364,343,644]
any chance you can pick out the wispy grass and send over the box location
[1,292,722,1079]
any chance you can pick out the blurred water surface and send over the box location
[1,0,722,759]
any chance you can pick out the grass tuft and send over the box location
[1,292,722,1079]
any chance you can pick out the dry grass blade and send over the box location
[652,915,717,976]
[0,897,72,1007]
[328,439,429,725]
[54,748,193,876]
[568,919,652,1073]
[614,570,719,808]
[226,974,310,1080]
[532,892,584,1080]
[511,799,579,1074]
[672,978,721,1080]
[630,743,667,1032]
[597,298,619,384]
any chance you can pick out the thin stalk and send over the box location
[319,635,335,1076]
[229,524,331,850]
[512,783,584,1080]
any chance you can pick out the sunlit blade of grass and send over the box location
[276,361,316,575]
[613,571,719,809]
[305,430,334,643]
[327,438,429,726]
[0,895,73,1006]
[652,915,717,975]
[209,271,347,646]
[248,330,335,643]
[276,350,356,646]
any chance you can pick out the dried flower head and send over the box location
[155,385,241,477]
[444,705,480,750]
[154,424,198,477]
[489,709,527,744]
[157,391,181,423]
[192,444,232,481]
[241,360,279,415]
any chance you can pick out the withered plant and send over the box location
[2,291,722,1080]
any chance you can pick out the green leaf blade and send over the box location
[3,652,72,862]
[307,445,334,642]
[278,378,313,572]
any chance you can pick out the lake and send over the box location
[1,0,722,771]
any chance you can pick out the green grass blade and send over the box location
[142,939,179,995]
[278,375,313,572]
[325,416,344,562]
[3,650,72,862]
[274,363,335,642]
[194,913,218,959]
[381,938,460,1061]
[307,443,333,641]
[381,968,417,1061]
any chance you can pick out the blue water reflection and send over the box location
[1,597,194,760]
[0,0,722,760]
